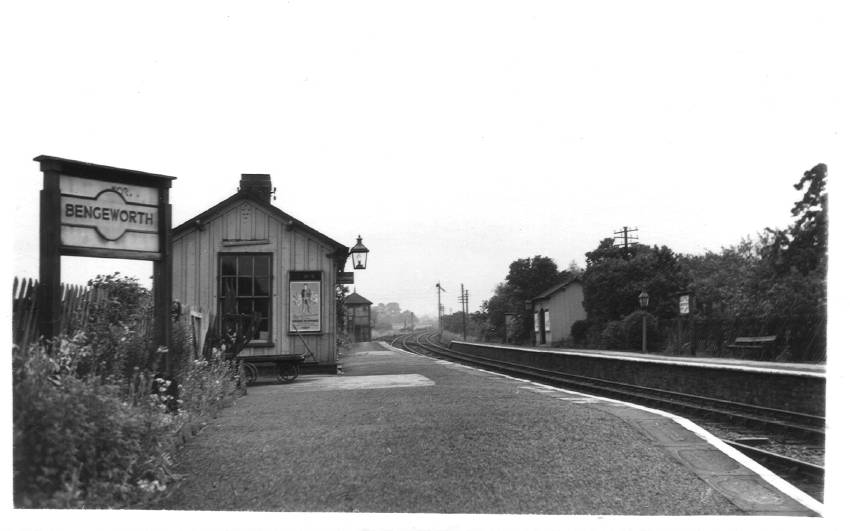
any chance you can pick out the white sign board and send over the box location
[59,175,160,253]
[679,294,690,315]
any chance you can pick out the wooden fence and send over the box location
[12,277,107,353]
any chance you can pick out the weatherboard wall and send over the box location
[171,198,339,367]
[533,282,586,345]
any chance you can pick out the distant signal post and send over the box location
[436,282,446,338]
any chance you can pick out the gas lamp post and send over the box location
[349,235,369,270]
[639,290,649,353]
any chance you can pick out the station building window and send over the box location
[219,253,271,342]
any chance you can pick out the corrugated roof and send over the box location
[531,278,582,301]
[343,292,373,305]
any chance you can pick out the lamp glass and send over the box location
[349,235,369,270]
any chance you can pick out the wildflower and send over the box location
[137,479,167,494]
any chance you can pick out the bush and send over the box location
[178,355,242,419]
[12,274,251,508]
[570,319,590,346]
[622,310,660,351]
[599,320,626,350]
[13,320,243,508]
[82,274,154,380]
[13,341,176,508]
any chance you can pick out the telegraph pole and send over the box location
[458,284,469,341]
[614,226,639,250]
[436,282,446,338]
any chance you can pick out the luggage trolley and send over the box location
[236,353,307,384]
[236,324,316,385]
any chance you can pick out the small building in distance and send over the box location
[170,174,351,373]
[531,279,586,346]
[343,291,373,342]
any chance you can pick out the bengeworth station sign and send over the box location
[36,155,176,372]
[60,175,161,254]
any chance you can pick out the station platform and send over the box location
[450,340,825,417]
[156,341,822,517]
[460,341,826,377]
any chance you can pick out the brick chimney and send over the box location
[239,174,273,202]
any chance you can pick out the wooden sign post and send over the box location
[35,156,176,373]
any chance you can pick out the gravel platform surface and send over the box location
[155,342,742,514]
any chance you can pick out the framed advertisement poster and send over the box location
[290,271,322,333]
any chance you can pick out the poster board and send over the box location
[290,271,322,333]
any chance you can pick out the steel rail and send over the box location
[722,440,824,481]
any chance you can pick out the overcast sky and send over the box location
[4,1,848,319]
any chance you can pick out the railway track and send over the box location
[390,329,825,501]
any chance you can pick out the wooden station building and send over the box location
[171,174,351,373]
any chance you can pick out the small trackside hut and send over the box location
[531,279,586,346]
[343,291,373,342]
[171,174,351,374]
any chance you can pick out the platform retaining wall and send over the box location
[449,342,825,416]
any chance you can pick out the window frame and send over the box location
[217,252,274,347]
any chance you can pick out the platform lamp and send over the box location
[638,290,650,353]
[349,235,369,270]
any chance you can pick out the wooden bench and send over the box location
[726,336,777,360]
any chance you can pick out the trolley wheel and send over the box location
[243,362,259,384]
[277,363,299,383]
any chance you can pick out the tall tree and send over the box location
[505,256,566,298]
[764,163,828,277]
[484,255,574,342]
[583,240,686,322]
[678,164,827,322]
[754,163,828,321]
[680,238,760,318]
